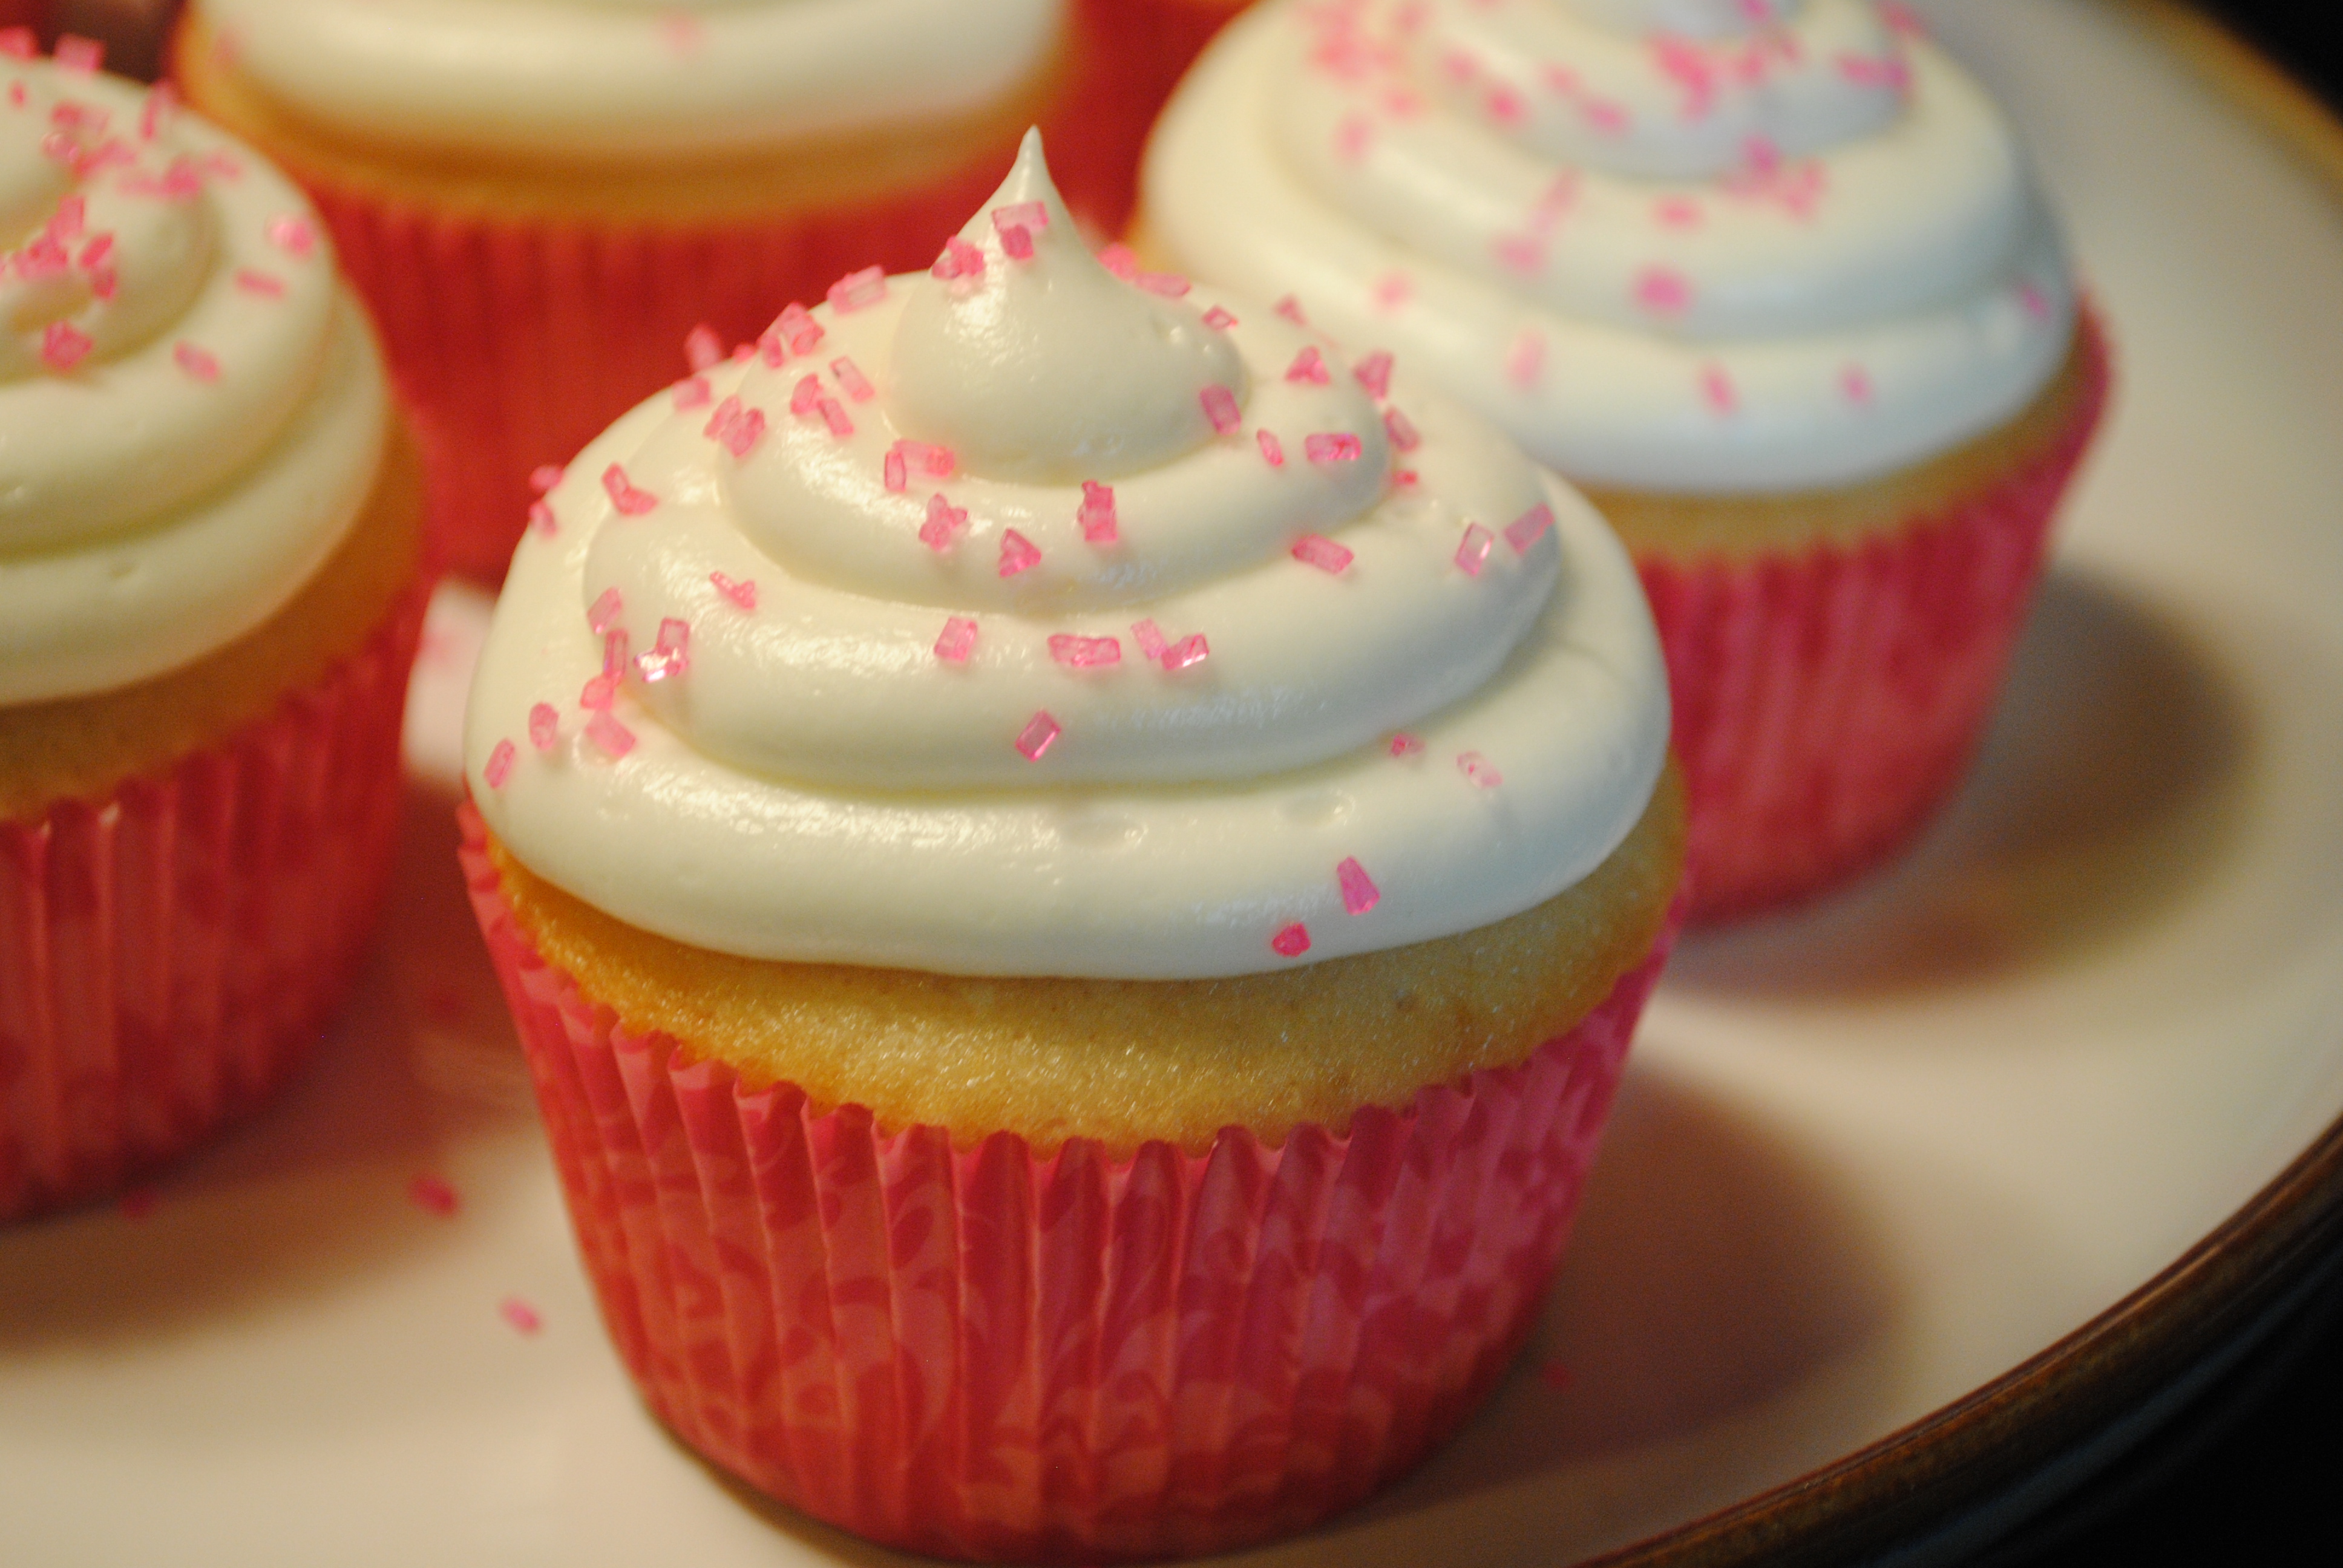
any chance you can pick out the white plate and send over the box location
[7,2,2343,1563]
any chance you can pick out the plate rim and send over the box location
[1592,6,2343,1561]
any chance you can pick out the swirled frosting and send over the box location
[197,0,1063,162]
[1143,0,2078,492]
[465,132,1668,979]
[1,52,387,705]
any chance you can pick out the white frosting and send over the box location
[1142,0,2078,493]
[197,0,1063,162]
[1,56,388,706]
[465,135,1670,979]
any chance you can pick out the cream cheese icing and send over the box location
[195,0,1063,163]
[1142,0,2078,493]
[1,52,388,706]
[465,132,1670,979]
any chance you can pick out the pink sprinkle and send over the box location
[586,713,637,759]
[1699,363,1738,413]
[922,494,970,551]
[816,397,854,437]
[830,357,876,402]
[635,618,690,683]
[1458,751,1502,788]
[603,463,658,515]
[1506,330,1545,389]
[1048,633,1122,670]
[54,33,102,72]
[1880,1,1927,37]
[1654,196,1705,229]
[1286,345,1331,385]
[660,11,705,51]
[827,266,887,313]
[1015,711,1061,761]
[1305,432,1362,464]
[265,214,316,257]
[1337,857,1380,915]
[174,341,220,382]
[1504,503,1555,554]
[1291,534,1354,575]
[1077,480,1118,544]
[602,628,632,680]
[883,448,908,492]
[499,1296,544,1336]
[1494,234,1545,275]
[711,572,758,610]
[998,528,1042,575]
[588,587,624,635]
[1455,523,1495,576]
[1353,350,1395,400]
[992,200,1049,239]
[580,673,617,711]
[1201,385,1242,434]
[1136,270,1191,298]
[1132,619,1168,660]
[1335,112,1373,162]
[1258,430,1286,468]
[1161,633,1209,672]
[1202,306,1238,330]
[1270,923,1312,958]
[684,324,723,371]
[1274,295,1308,325]
[1841,363,1874,404]
[1585,100,1630,135]
[1371,271,1414,311]
[1634,266,1695,316]
[704,396,768,458]
[1382,407,1421,452]
[0,28,32,62]
[41,321,93,372]
[2019,281,2051,319]
[529,500,559,538]
[771,301,823,356]
[672,375,713,410]
[1388,732,1426,758]
[934,616,979,664]
[998,224,1035,261]
[788,374,821,416]
[933,234,986,281]
[117,1186,158,1220]
[234,267,284,298]
[409,1175,460,1217]
[529,703,560,751]
[1098,243,1139,279]
[529,465,564,494]
[899,439,956,478]
[484,739,516,789]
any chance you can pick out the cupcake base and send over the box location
[462,805,1675,1563]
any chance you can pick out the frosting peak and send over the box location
[891,131,1245,483]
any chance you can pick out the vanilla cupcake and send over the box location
[175,0,1105,585]
[1142,0,2111,921]
[2,47,425,1220]
[462,134,1679,1558]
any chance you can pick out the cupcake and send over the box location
[461,134,1679,1560]
[1141,0,2111,922]
[2,46,425,1220]
[172,0,1096,585]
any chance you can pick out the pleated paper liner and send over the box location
[1059,0,1256,237]
[1642,310,2112,925]
[463,809,1676,1563]
[0,585,425,1224]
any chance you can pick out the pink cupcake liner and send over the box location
[462,808,1674,1563]
[1641,310,2112,925]
[1061,0,1251,238]
[0,584,425,1223]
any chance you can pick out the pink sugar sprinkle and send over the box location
[1097,243,1139,280]
[1337,857,1380,915]
[1202,305,1237,330]
[1699,362,1738,413]
[1505,503,1555,554]
[1394,468,1421,489]
[1841,363,1874,404]
[1371,271,1414,311]
[1455,522,1495,576]
[41,321,93,372]
[580,673,617,711]
[710,571,758,610]
[1291,534,1353,575]
[1285,345,1331,385]
[1,28,34,61]
[1634,266,1694,316]
[1506,329,1545,390]
[932,234,986,281]
[635,618,691,683]
[529,464,564,494]
[409,1174,460,1217]
[77,233,112,270]
[788,374,822,416]
[1458,750,1502,788]
[1136,270,1191,298]
[831,357,876,402]
[1880,1,1926,36]
[1270,923,1312,958]
[992,200,1049,238]
[586,713,636,760]
[1201,385,1242,434]
[1654,196,1705,229]
[1274,295,1308,325]
[1353,351,1395,400]
[883,448,908,492]
[484,739,516,789]
[998,528,1042,576]
[1130,619,1168,660]
[529,500,558,537]
[673,374,713,410]
[1585,99,1630,135]
[602,463,658,515]
[1382,407,1421,452]
[234,267,284,298]
[934,616,979,664]
[1305,432,1362,465]
[1494,233,1544,276]
[772,301,823,355]
[1389,732,1426,758]
[683,323,723,371]
[827,266,887,313]
[1258,430,1286,468]
[117,1186,158,1220]
[998,224,1035,261]
[1077,480,1118,544]
[704,395,768,457]
[816,397,854,437]
[529,703,560,751]
[499,1296,544,1336]
[1015,711,1061,762]
[587,587,624,634]
[602,627,632,679]
[1049,633,1122,670]
[1335,112,1373,163]
[900,440,955,478]
[2019,281,2051,319]
[922,494,970,551]
[1161,633,1209,672]
[264,214,316,257]
[55,33,102,72]
[173,341,220,382]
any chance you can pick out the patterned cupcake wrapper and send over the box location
[0,584,426,1223]
[1643,309,2112,924]
[462,809,1674,1563]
